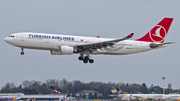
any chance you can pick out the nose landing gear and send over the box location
[20,48,24,55]
[78,54,94,64]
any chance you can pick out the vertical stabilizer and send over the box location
[136,18,173,43]
[111,86,119,95]
[117,87,124,94]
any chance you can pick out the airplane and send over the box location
[110,86,137,100]
[4,18,173,63]
[53,89,62,94]
[111,86,166,100]
[162,94,180,101]
[131,93,165,100]
[0,93,21,101]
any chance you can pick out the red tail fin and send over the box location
[136,18,173,43]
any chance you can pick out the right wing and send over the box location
[72,33,134,52]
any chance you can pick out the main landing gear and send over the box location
[78,54,94,64]
[20,47,24,55]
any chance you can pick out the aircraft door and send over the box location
[133,42,138,49]
[20,34,25,41]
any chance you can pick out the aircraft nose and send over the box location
[4,37,10,43]
[4,37,8,42]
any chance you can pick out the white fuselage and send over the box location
[4,32,166,55]
[163,94,180,100]
[118,94,165,100]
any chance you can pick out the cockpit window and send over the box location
[8,35,15,38]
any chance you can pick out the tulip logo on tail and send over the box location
[135,18,173,43]
[149,25,166,43]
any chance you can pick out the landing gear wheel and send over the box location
[83,59,88,63]
[84,56,89,60]
[21,52,24,55]
[89,59,94,63]
[78,54,84,60]
[78,54,94,63]
[78,56,83,60]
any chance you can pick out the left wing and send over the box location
[72,33,134,52]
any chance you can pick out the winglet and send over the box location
[125,33,134,39]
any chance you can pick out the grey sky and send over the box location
[0,0,180,89]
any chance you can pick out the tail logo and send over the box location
[118,91,122,94]
[149,25,167,42]
[111,89,117,94]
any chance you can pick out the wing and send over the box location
[72,33,134,52]
[132,95,143,98]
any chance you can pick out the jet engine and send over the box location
[51,46,74,55]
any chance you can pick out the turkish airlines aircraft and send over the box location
[4,18,173,63]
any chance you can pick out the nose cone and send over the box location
[4,37,11,44]
[4,37,8,42]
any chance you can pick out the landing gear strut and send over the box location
[21,48,24,55]
[78,54,94,64]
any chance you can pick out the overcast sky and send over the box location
[0,0,180,90]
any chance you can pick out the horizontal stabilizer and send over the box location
[150,42,175,48]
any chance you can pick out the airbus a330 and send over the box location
[4,18,173,63]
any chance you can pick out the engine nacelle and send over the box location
[51,46,74,55]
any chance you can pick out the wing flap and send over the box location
[74,33,134,49]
